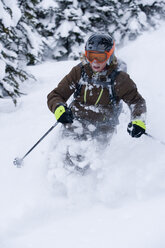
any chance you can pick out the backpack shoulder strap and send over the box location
[107,69,120,105]
[74,62,86,98]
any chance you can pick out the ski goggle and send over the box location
[85,42,115,63]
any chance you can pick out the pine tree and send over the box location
[17,0,45,65]
[0,0,165,103]
[0,0,44,103]
[38,0,165,60]
[37,0,87,60]
[0,1,28,103]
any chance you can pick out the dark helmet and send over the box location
[85,33,115,64]
[85,33,114,52]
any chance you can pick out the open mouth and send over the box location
[93,65,100,70]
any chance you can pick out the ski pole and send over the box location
[144,132,165,146]
[13,122,59,168]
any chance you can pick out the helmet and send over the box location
[85,33,115,64]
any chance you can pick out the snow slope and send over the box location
[0,24,165,248]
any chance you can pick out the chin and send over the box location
[94,69,103,72]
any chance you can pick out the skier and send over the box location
[47,33,146,169]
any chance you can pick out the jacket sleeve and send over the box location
[115,72,147,121]
[47,65,81,113]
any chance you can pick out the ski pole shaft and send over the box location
[13,101,74,167]
[13,122,59,167]
[23,122,58,160]
[144,132,165,146]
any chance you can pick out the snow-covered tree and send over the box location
[17,0,45,65]
[36,0,87,60]
[0,0,44,103]
[0,0,27,103]
[38,0,165,60]
[0,0,165,103]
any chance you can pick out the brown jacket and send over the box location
[47,61,146,123]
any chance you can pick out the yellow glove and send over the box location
[55,105,73,124]
[127,120,146,138]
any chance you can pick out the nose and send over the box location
[92,59,99,64]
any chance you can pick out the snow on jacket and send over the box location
[47,60,146,123]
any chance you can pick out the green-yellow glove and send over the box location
[55,105,73,124]
[127,120,146,138]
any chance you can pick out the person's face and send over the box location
[90,60,107,72]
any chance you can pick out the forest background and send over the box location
[0,0,165,103]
